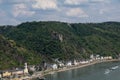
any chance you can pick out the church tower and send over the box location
[24,63,28,74]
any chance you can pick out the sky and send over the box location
[0,0,120,25]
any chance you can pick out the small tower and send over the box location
[24,63,28,74]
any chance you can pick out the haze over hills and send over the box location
[0,21,120,69]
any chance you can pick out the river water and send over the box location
[45,61,120,80]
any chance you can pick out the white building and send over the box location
[90,54,96,61]
[89,59,93,62]
[73,60,78,65]
[66,61,72,66]
[59,63,64,67]
[0,73,1,78]
[100,56,104,60]
[90,54,94,59]
[28,65,36,72]
[104,56,112,60]
[52,64,58,70]
[80,61,89,64]
[12,70,23,75]
[108,56,112,59]
[24,63,28,74]
[95,55,100,60]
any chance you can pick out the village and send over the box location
[0,54,115,80]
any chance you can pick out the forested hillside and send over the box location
[0,35,42,69]
[0,21,120,69]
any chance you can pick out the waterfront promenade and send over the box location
[25,59,120,80]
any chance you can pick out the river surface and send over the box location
[45,61,120,80]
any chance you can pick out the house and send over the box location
[90,54,94,59]
[66,61,72,66]
[28,65,36,72]
[95,55,100,60]
[11,63,29,76]
[58,62,64,68]
[0,73,2,78]
[89,59,93,62]
[12,63,29,76]
[108,56,112,59]
[0,70,11,78]
[52,64,58,70]
[103,56,112,60]
[0,63,29,78]
[73,60,78,65]
[100,56,104,60]
[80,61,89,64]
[11,69,24,76]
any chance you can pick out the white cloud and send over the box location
[6,0,30,3]
[90,0,110,3]
[0,10,20,25]
[13,3,35,17]
[64,0,88,5]
[64,0,110,5]
[32,0,58,10]
[90,0,105,2]
[66,8,88,18]
[99,8,108,14]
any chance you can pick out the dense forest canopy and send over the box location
[0,21,120,69]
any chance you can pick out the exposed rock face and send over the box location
[58,34,63,42]
[52,31,63,42]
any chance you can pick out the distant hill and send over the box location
[0,21,120,69]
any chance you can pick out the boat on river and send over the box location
[104,69,110,74]
[111,66,119,70]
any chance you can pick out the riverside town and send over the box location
[0,54,118,80]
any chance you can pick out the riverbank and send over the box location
[41,59,120,77]
[13,59,120,80]
[40,60,120,80]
